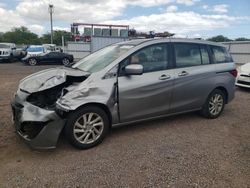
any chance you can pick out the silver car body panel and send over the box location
[19,67,90,93]
[11,38,236,149]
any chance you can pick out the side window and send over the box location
[119,43,168,75]
[174,43,202,68]
[211,46,232,63]
[49,52,60,57]
[200,45,210,65]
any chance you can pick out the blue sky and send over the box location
[0,0,249,39]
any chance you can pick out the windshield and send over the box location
[0,44,10,48]
[27,47,44,52]
[73,45,134,73]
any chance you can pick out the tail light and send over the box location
[230,69,237,78]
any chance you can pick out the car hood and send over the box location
[19,67,90,93]
[240,63,250,73]
[0,48,11,51]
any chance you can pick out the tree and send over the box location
[207,35,232,42]
[235,37,250,41]
[0,26,41,44]
[41,30,72,46]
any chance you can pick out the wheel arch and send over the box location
[68,102,113,128]
[214,86,228,103]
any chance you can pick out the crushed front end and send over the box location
[11,67,89,149]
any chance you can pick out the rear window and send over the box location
[27,47,44,52]
[210,46,232,63]
[174,43,202,68]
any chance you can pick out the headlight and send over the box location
[4,51,9,55]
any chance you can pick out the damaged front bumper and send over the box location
[11,92,65,149]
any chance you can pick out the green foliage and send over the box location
[0,26,72,46]
[0,26,41,45]
[235,37,250,41]
[207,35,232,42]
[40,30,72,45]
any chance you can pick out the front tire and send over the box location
[65,106,110,149]
[201,89,226,119]
[62,57,70,66]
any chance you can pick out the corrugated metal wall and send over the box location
[222,41,250,64]
[66,42,91,59]
[66,37,128,60]
[91,36,128,52]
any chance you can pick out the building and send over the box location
[222,41,250,64]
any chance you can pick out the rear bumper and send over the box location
[11,94,65,149]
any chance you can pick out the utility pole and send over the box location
[48,4,54,44]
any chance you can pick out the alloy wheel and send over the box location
[209,93,224,116]
[29,59,37,66]
[73,113,104,144]
[62,58,70,66]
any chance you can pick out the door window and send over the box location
[174,43,202,68]
[119,43,168,75]
[200,45,210,64]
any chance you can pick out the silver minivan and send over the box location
[11,38,237,149]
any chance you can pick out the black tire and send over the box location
[62,57,70,66]
[8,54,14,63]
[65,106,110,149]
[201,89,226,119]
[28,58,38,66]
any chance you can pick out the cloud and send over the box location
[166,5,178,12]
[176,0,200,6]
[28,24,45,36]
[14,0,201,25]
[126,0,174,7]
[0,7,25,32]
[104,11,248,35]
[16,0,126,24]
[202,4,229,14]
[0,0,248,38]
[212,4,228,14]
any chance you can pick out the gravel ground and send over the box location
[0,62,249,188]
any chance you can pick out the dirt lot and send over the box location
[0,62,249,187]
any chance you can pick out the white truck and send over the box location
[0,43,16,62]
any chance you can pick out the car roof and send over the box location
[117,38,225,47]
[0,43,15,46]
[28,45,43,48]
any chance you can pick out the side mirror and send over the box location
[125,64,143,75]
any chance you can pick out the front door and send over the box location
[118,43,174,122]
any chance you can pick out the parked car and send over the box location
[0,43,16,62]
[22,48,74,66]
[42,44,63,52]
[11,38,237,150]
[13,45,29,60]
[236,62,250,88]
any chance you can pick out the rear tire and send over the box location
[201,89,226,119]
[65,106,110,149]
[28,58,38,66]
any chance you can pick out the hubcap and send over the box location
[29,59,36,65]
[73,113,104,144]
[62,58,70,65]
[209,94,223,116]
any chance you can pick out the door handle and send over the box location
[159,74,171,80]
[178,71,189,77]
